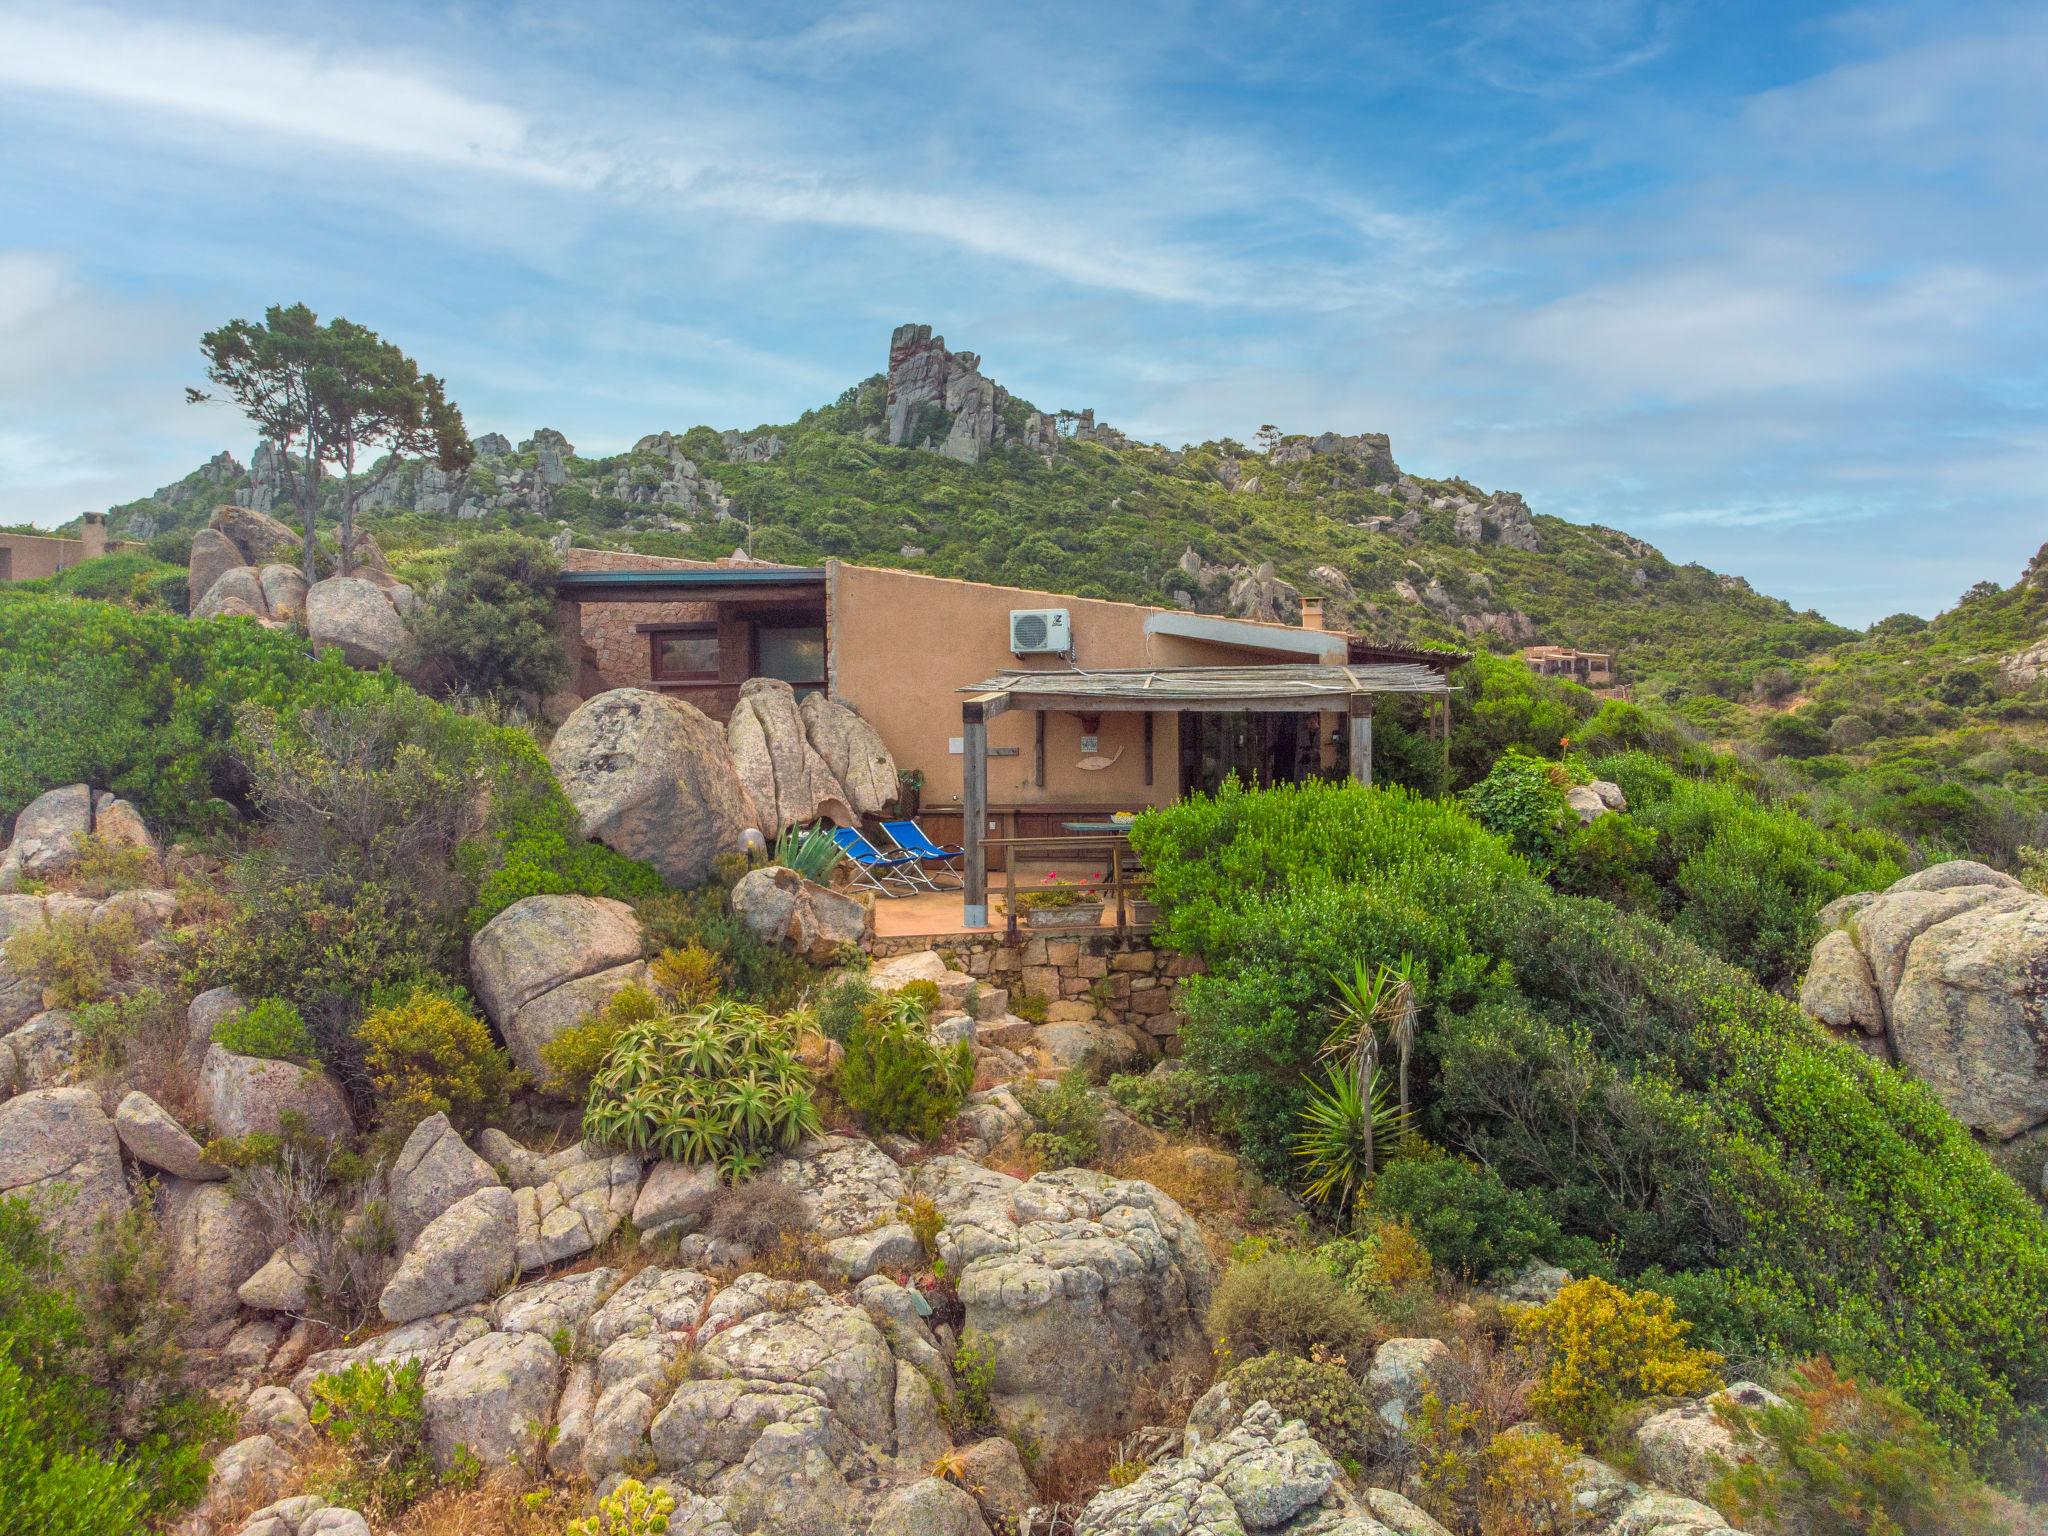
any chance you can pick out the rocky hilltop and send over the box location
[83,322,1846,693]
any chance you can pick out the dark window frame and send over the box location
[648,624,722,683]
[752,619,828,689]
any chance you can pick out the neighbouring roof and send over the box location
[961,662,1453,714]
[1347,641,1472,675]
[1141,610,1348,661]
[555,567,824,587]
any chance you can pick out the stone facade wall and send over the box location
[870,925,1203,1055]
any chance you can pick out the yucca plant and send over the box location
[1291,1064,1407,1215]
[774,823,845,882]
[582,1001,823,1178]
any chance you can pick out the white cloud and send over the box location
[0,4,585,184]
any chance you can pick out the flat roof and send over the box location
[1142,610,1347,661]
[961,662,1452,715]
[555,567,825,589]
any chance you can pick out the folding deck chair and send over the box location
[829,827,927,896]
[880,819,965,889]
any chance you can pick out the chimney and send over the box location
[1300,597,1324,631]
[80,512,107,561]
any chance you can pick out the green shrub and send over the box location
[0,1198,221,1523]
[1519,1277,1722,1448]
[1016,1068,1102,1168]
[538,986,663,1102]
[1710,1358,2007,1536]
[400,532,568,698]
[582,1000,823,1180]
[1315,1217,1434,1301]
[1226,1350,1373,1464]
[0,1354,148,1536]
[1105,1066,1226,1135]
[213,996,319,1064]
[1,910,139,1009]
[1135,777,2048,1454]
[1461,751,1573,869]
[812,975,878,1043]
[308,1359,446,1517]
[949,1334,1000,1436]
[837,990,973,1140]
[359,984,519,1135]
[631,878,812,1009]
[464,745,665,929]
[1207,1249,1378,1364]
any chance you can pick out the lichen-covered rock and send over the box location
[187,986,247,1061]
[115,1090,223,1180]
[5,1010,80,1089]
[1075,1401,1372,1534]
[514,1151,641,1270]
[422,1328,561,1469]
[920,1161,1215,1445]
[948,1437,1040,1532]
[258,563,310,625]
[633,1158,723,1235]
[731,864,869,963]
[468,894,649,1077]
[234,1495,372,1536]
[387,1112,500,1245]
[193,564,271,621]
[215,503,304,566]
[380,1185,518,1323]
[160,1179,271,1327]
[548,688,752,887]
[493,1265,619,1340]
[0,784,150,890]
[1606,1489,1732,1536]
[198,1043,353,1141]
[0,1087,128,1259]
[238,1246,317,1313]
[1367,1337,1453,1432]
[1634,1381,1785,1503]
[765,1134,908,1239]
[201,1435,296,1522]
[1800,862,2048,1137]
[872,1477,991,1536]
[0,895,49,1031]
[305,575,405,667]
[188,526,247,613]
[242,1384,314,1446]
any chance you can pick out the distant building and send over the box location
[0,514,140,581]
[1522,644,1619,690]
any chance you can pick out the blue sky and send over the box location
[1,0,2042,626]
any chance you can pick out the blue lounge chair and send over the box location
[880,819,965,888]
[830,827,925,896]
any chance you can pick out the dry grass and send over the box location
[386,1469,576,1536]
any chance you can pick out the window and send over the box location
[651,626,720,682]
[757,624,826,688]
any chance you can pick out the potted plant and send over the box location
[1011,871,1107,928]
[896,768,925,819]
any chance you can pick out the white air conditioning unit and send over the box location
[1009,608,1072,655]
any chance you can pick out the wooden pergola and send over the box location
[956,662,1453,925]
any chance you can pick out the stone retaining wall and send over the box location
[870,927,1202,1054]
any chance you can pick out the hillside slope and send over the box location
[83,323,1848,701]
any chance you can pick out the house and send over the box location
[0,514,138,581]
[1522,644,1617,689]
[554,553,1459,922]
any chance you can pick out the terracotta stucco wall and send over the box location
[827,562,1337,810]
[0,531,136,581]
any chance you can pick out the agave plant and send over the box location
[775,823,846,882]
[582,1000,824,1180]
[1291,1064,1407,1215]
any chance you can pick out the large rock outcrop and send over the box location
[921,1160,1216,1444]
[305,576,408,667]
[468,894,649,1078]
[0,1087,128,1258]
[728,678,856,832]
[1076,1401,1372,1535]
[885,324,1029,465]
[0,783,157,891]
[198,1044,354,1142]
[731,865,868,964]
[548,689,753,886]
[1798,861,2048,1137]
[799,692,899,817]
[186,506,311,626]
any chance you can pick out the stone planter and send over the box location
[1024,902,1105,929]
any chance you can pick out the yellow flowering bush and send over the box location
[1517,1276,1721,1446]
[360,985,519,1135]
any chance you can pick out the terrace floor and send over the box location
[868,858,1147,941]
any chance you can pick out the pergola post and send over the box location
[1349,696,1374,786]
[961,694,1007,928]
